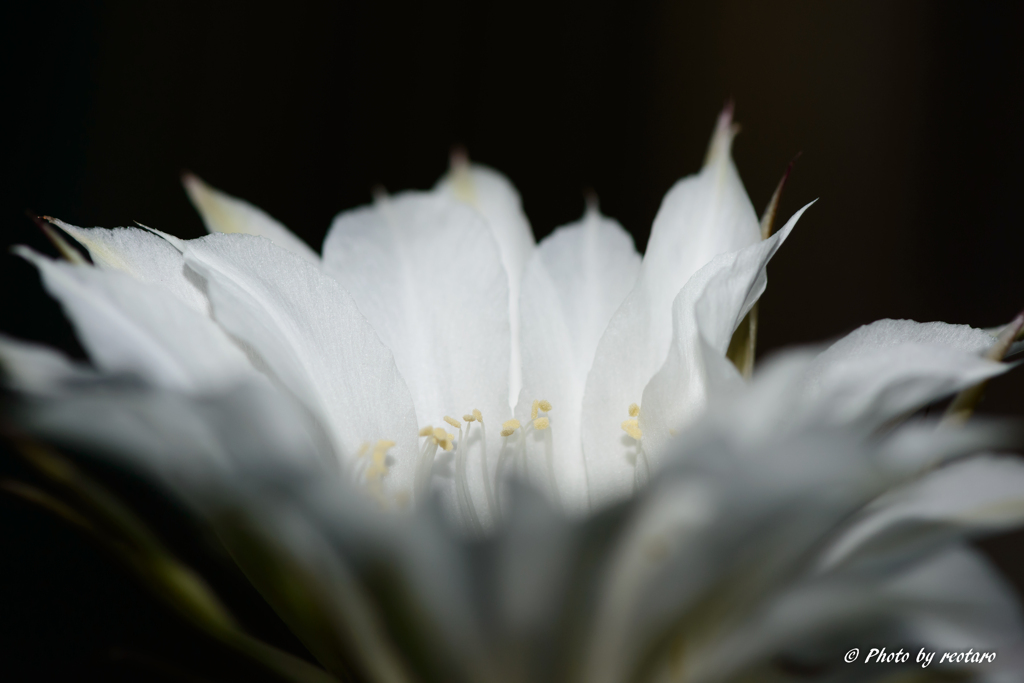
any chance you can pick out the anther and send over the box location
[538,400,552,412]
[473,408,483,423]
[621,418,642,440]
[531,400,540,420]
[444,415,462,429]
[419,426,434,437]
[629,403,640,417]
[533,417,550,430]
[500,418,521,437]
[463,414,475,422]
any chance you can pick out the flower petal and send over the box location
[16,247,252,392]
[581,112,762,508]
[16,380,332,502]
[183,233,420,496]
[436,161,536,405]
[322,191,512,524]
[50,220,208,313]
[516,206,641,512]
[0,334,95,393]
[640,202,814,464]
[692,545,1024,680]
[822,454,1024,570]
[183,172,319,263]
[805,319,1007,429]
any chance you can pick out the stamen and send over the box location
[634,446,651,491]
[621,418,642,441]
[628,403,640,417]
[415,434,440,502]
[542,424,560,506]
[363,439,395,508]
[518,420,533,480]
[533,417,550,430]
[500,418,521,438]
[531,400,540,420]
[419,426,434,437]
[432,427,454,451]
[454,423,483,534]
[538,400,552,412]
[477,414,496,519]
[444,415,462,429]
[463,414,475,422]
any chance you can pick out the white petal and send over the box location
[322,192,511,525]
[581,115,762,508]
[517,207,641,512]
[695,546,1024,680]
[0,334,95,393]
[16,247,252,392]
[50,220,208,313]
[640,202,814,463]
[183,233,420,496]
[436,162,536,406]
[805,319,1006,429]
[18,380,333,504]
[183,173,319,263]
[822,455,1024,569]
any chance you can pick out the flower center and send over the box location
[414,399,555,531]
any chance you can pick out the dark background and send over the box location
[3,1,1023,680]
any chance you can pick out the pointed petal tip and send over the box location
[718,99,735,127]
[180,172,215,207]
[990,311,1024,359]
[449,145,470,171]
[704,102,741,167]
[25,213,87,265]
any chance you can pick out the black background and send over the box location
[3,1,1023,680]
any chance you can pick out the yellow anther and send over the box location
[438,431,455,452]
[433,427,447,441]
[533,417,550,430]
[538,400,552,412]
[531,400,540,420]
[629,403,640,417]
[473,408,483,422]
[444,415,462,429]
[500,419,521,438]
[419,426,434,437]
[621,418,643,441]
[365,441,393,480]
[366,459,388,479]
[463,414,475,422]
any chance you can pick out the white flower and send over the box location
[4,109,1024,681]
[6,109,1013,528]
